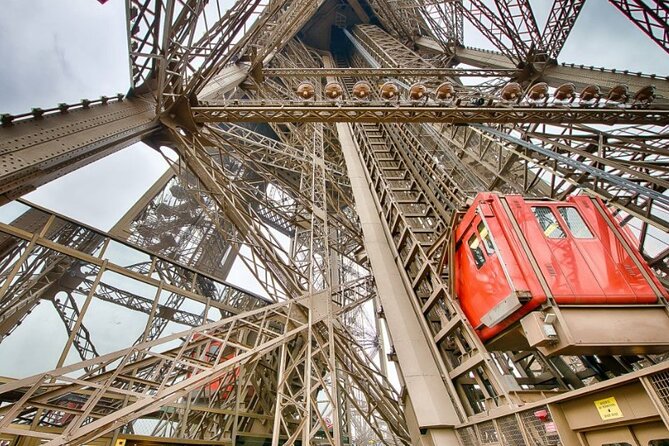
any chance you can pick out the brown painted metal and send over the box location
[1,1,669,445]
[192,103,669,125]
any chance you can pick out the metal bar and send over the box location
[608,0,669,54]
[262,67,519,78]
[192,103,669,125]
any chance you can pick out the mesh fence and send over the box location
[650,370,669,413]
[458,425,479,446]
[456,406,565,446]
[497,414,527,446]
[477,420,500,444]
[519,407,561,445]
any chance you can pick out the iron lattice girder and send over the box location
[607,0,669,54]
[0,201,267,318]
[0,97,157,205]
[453,45,669,99]
[191,103,669,125]
[129,0,266,107]
[418,1,463,48]
[494,0,543,54]
[261,67,520,78]
[127,0,324,107]
[364,0,420,42]
[541,0,587,59]
[2,0,669,443]
[455,0,522,62]
[199,123,363,259]
[167,129,307,296]
[247,0,326,73]
[0,297,310,445]
[0,286,407,445]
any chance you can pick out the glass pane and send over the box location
[468,234,486,269]
[558,207,594,238]
[478,222,495,255]
[531,207,566,239]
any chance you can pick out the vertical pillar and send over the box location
[336,122,460,445]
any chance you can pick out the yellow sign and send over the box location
[594,396,624,421]
[115,440,126,446]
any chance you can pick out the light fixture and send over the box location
[324,81,343,100]
[352,81,372,100]
[296,82,315,100]
[380,81,400,100]
[499,82,522,102]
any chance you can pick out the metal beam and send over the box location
[0,96,157,205]
[192,103,669,125]
[261,67,520,78]
[335,121,460,442]
[608,0,669,54]
[455,46,669,99]
[541,0,587,59]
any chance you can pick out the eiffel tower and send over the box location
[1,1,668,445]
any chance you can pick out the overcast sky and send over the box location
[0,0,667,377]
[466,1,669,75]
[0,0,169,230]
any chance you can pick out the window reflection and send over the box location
[532,207,566,239]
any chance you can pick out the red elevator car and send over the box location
[454,193,669,355]
[187,334,239,397]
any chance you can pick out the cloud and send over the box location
[0,0,129,114]
[52,32,78,82]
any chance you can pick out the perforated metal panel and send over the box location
[497,414,526,446]
[477,420,500,444]
[650,370,669,412]
[519,407,561,445]
[458,426,479,446]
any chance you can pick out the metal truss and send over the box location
[192,102,669,125]
[0,267,406,445]
[365,0,423,42]
[262,67,519,78]
[541,0,587,59]
[0,297,310,445]
[456,0,523,63]
[2,1,669,446]
[608,0,669,54]
[495,0,542,57]
[0,199,270,340]
[418,0,463,53]
[354,24,433,69]
[202,123,362,262]
[127,0,261,107]
[110,171,238,281]
[431,0,587,63]
[0,96,157,205]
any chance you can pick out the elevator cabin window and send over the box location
[531,206,566,239]
[468,233,486,268]
[558,206,594,238]
[478,222,495,255]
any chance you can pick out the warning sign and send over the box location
[594,396,624,421]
